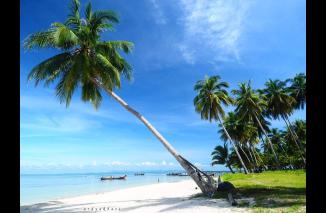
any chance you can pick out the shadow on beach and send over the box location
[21,196,234,212]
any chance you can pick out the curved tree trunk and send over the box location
[217,114,249,174]
[251,144,267,170]
[283,116,306,164]
[237,142,253,172]
[246,142,257,170]
[250,144,259,166]
[96,83,217,196]
[254,114,280,168]
[277,142,294,169]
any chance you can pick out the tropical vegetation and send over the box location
[201,74,306,173]
[217,170,306,212]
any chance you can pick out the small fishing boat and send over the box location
[100,175,127,180]
[177,173,189,176]
[134,172,144,176]
[167,172,188,176]
[167,172,181,176]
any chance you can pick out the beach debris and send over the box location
[216,181,238,206]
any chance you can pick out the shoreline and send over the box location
[21,179,248,212]
[21,177,190,206]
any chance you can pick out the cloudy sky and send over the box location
[20,0,306,174]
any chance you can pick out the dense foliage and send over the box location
[194,74,306,173]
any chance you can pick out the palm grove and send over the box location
[24,0,305,196]
[197,74,306,174]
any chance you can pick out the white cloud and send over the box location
[177,44,196,64]
[178,0,252,63]
[136,161,157,166]
[104,161,131,166]
[161,160,167,166]
[149,0,167,25]
[21,115,101,133]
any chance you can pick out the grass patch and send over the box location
[217,170,306,213]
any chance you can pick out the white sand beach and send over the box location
[21,180,249,213]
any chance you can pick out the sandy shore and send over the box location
[21,180,249,213]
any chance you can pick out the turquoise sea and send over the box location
[20,171,225,205]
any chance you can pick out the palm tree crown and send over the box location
[232,82,270,134]
[261,79,296,120]
[218,112,257,144]
[287,73,306,110]
[24,0,133,108]
[193,75,233,122]
[211,142,229,166]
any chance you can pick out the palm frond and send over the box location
[28,53,72,86]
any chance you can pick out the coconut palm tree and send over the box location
[284,73,306,147]
[268,128,294,169]
[217,112,256,172]
[194,76,249,174]
[287,73,306,110]
[24,0,216,196]
[232,82,280,168]
[292,120,306,145]
[211,142,234,173]
[260,79,306,164]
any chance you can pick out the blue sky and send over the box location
[20,0,306,174]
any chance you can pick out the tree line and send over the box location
[193,74,306,173]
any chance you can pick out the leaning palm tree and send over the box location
[268,128,294,169]
[211,142,234,173]
[218,112,256,172]
[287,73,306,110]
[24,0,216,196]
[261,79,305,164]
[290,119,306,154]
[232,81,280,168]
[285,73,306,154]
[194,75,249,174]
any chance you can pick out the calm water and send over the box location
[21,171,206,205]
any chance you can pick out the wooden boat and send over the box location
[134,172,144,176]
[167,172,181,176]
[167,172,188,176]
[100,175,127,180]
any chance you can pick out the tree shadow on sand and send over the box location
[21,196,234,213]
[121,196,233,212]
[20,201,117,213]
[232,186,306,209]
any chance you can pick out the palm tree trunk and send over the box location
[217,114,249,174]
[285,116,302,146]
[237,142,253,172]
[227,165,235,173]
[251,144,267,170]
[96,83,216,195]
[283,116,306,164]
[254,114,280,168]
[246,142,257,169]
[277,142,294,169]
[248,144,258,166]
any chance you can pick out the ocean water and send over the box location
[21,171,206,205]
